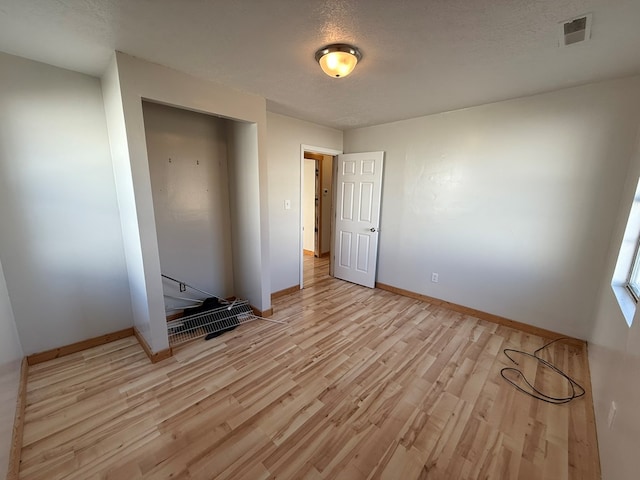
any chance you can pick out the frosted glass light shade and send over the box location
[315,44,362,78]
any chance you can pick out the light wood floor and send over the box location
[19,257,600,479]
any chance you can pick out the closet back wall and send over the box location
[143,102,234,308]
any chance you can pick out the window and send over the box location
[611,178,640,327]
[627,244,640,301]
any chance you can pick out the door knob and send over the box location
[369,227,378,232]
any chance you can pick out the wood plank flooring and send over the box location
[19,257,600,479]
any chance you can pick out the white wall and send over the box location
[0,52,133,354]
[102,55,152,346]
[589,132,640,480]
[303,159,316,252]
[0,258,23,479]
[226,120,268,309]
[143,102,234,309]
[102,52,270,351]
[266,112,343,293]
[344,76,640,340]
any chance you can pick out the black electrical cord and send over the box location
[500,337,585,405]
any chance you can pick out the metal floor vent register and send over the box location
[163,274,284,346]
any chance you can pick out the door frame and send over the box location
[300,144,342,288]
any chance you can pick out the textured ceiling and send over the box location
[1,0,639,129]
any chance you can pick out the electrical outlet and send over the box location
[607,401,617,428]
[431,272,439,283]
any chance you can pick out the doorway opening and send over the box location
[300,145,342,288]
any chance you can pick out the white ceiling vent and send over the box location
[559,14,592,47]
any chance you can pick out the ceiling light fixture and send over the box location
[315,43,362,78]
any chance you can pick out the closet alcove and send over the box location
[143,101,234,313]
[102,53,271,355]
[141,100,269,346]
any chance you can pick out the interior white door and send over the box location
[333,151,384,288]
